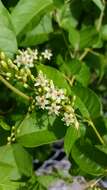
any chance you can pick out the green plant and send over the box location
[0,0,107,189]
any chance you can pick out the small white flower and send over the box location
[46,89,58,101]
[32,49,38,60]
[36,95,49,109]
[62,112,74,126]
[34,71,48,87]
[14,48,39,69]
[56,89,67,103]
[45,80,58,100]
[41,49,52,60]
[14,50,34,68]
[47,103,61,115]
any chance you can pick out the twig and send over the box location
[89,120,105,145]
[0,75,30,101]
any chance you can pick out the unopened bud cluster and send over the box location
[32,71,79,129]
[0,48,52,85]
[7,126,16,144]
[0,52,17,80]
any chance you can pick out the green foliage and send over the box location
[0,1,17,57]
[0,0,107,188]
[71,139,107,176]
[11,0,53,35]
[71,84,102,119]
[16,112,67,147]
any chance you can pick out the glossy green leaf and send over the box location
[56,4,77,29]
[101,25,107,41]
[16,112,67,147]
[75,63,90,86]
[53,0,64,8]
[0,162,13,181]
[80,26,98,49]
[0,118,10,131]
[11,0,53,35]
[19,14,53,47]
[0,1,17,57]
[68,27,80,50]
[92,0,104,11]
[57,56,81,78]
[37,175,59,189]
[0,178,21,190]
[64,125,79,156]
[0,144,32,180]
[85,53,106,82]
[95,145,107,155]
[71,84,102,119]
[0,163,22,190]
[72,139,106,176]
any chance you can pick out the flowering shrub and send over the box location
[0,0,107,189]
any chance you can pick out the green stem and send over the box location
[96,10,104,32]
[96,0,105,32]
[79,48,90,61]
[89,120,105,145]
[62,31,74,59]
[0,75,30,101]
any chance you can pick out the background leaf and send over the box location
[11,0,53,35]
[0,144,32,180]
[19,14,53,47]
[16,112,67,147]
[0,1,17,57]
[64,125,80,156]
[71,139,106,176]
[92,0,104,11]
[71,83,102,119]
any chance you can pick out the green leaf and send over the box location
[71,84,102,119]
[53,0,64,8]
[75,63,90,86]
[11,0,53,35]
[64,125,79,156]
[92,0,104,11]
[19,14,53,47]
[0,144,32,180]
[0,163,22,190]
[0,1,17,57]
[80,26,98,49]
[0,178,21,190]
[101,25,107,41]
[56,4,77,29]
[37,175,58,189]
[36,64,71,95]
[85,53,106,82]
[72,139,106,176]
[12,143,33,177]
[0,118,10,131]
[57,56,81,77]
[95,145,107,155]
[16,112,67,147]
[0,162,13,181]
[68,27,80,50]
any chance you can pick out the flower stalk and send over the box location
[0,75,30,101]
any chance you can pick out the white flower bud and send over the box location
[0,52,5,60]
[0,60,8,69]
[7,136,11,142]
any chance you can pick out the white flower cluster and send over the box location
[14,48,52,69]
[34,71,79,129]
[0,49,52,84]
[14,48,38,68]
